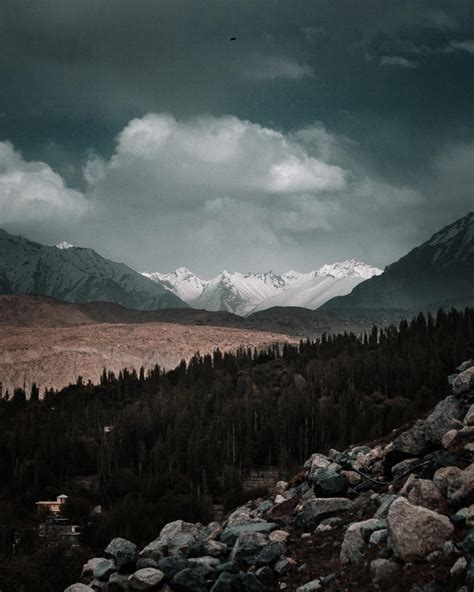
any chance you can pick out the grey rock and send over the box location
[424,396,463,444]
[106,572,131,591]
[255,542,284,567]
[450,556,467,578]
[312,469,349,498]
[370,558,401,590]
[105,538,138,571]
[221,522,278,547]
[340,518,381,565]
[274,557,293,576]
[391,458,421,481]
[171,568,208,592]
[128,568,164,590]
[255,566,274,583]
[210,571,239,592]
[392,421,428,456]
[257,501,273,514]
[452,367,474,395]
[135,558,158,570]
[93,559,116,581]
[239,572,265,592]
[158,556,190,580]
[65,585,94,592]
[387,497,454,560]
[374,494,398,519]
[216,560,240,574]
[296,579,322,591]
[295,497,353,529]
[369,529,388,546]
[230,531,266,566]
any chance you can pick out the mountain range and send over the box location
[143,260,382,316]
[322,211,474,311]
[0,229,187,310]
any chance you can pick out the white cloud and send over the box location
[88,113,347,207]
[0,141,89,224]
[241,55,313,80]
[380,55,417,68]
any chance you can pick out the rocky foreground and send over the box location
[67,361,474,592]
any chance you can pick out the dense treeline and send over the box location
[0,308,473,550]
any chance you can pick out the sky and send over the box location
[0,0,473,276]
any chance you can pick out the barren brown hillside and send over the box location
[0,320,294,394]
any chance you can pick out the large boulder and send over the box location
[424,396,463,445]
[128,568,164,590]
[140,521,203,560]
[312,469,349,498]
[295,497,353,529]
[401,476,445,511]
[387,497,454,560]
[105,538,138,572]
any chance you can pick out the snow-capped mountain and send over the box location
[0,229,187,310]
[143,260,382,316]
[143,267,208,301]
[322,212,474,311]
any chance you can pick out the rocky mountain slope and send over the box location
[144,261,382,317]
[67,361,474,592]
[322,212,474,312]
[0,229,186,310]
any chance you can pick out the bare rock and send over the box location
[450,556,467,578]
[65,585,94,592]
[370,558,402,590]
[387,497,454,560]
[402,477,445,510]
[340,518,381,565]
[425,396,463,445]
[128,568,164,590]
[295,497,353,529]
[465,405,474,426]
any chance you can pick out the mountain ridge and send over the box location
[143,260,382,316]
[321,211,474,311]
[0,228,187,310]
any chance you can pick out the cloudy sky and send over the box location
[0,0,473,275]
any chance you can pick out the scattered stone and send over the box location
[274,557,294,576]
[136,558,158,570]
[171,567,208,592]
[65,585,94,592]
[255,566,274,583]
[450,556,467,578]
[340,518,380,565]
[239,572,265,591]
[82,558,105,580]
[295,497,353,529]
[107,572,131,591]
[374,494,398,519]
[275,494,286,504]
[370,558,401,590]
[296,578,322,591]
[257,501,273,514]
[391,458,421,481]
[341,470,362,486]
[445,426,474,455]
[93,558,116,580]
[128,568,164,590]
[403,477,445,510]
[221,522,278,547]
[387,497,454,560]
[256,542,284,567]
[313,468,349,498]
[230,531,266,566]
[158,556,190,580]
[216,560,240,574]
[206,539,228,557]
[369,529,388,546]
[105,538,138,572]
[269,530,289,543]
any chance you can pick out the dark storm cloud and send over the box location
[0,0,473,274]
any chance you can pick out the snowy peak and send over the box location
[143,260,382,316]
[142,267,207,301]
[56,241,74,250]
[317,259,382,280]
[425,211,474,267]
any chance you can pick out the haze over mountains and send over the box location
[143,260,382,316]
[322,211,474,312]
